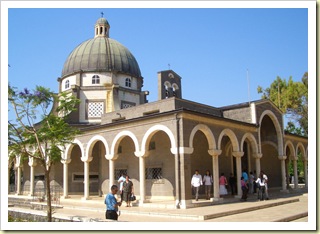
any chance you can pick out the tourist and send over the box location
[191,170,202,201]
[261,170,269,200]
[249,171,255,194]
[256,171,267,201]
[122,175,134,207]
[228,173,236,195]
[104,185,121,220]
[219,173,228,196]
[203,170,213,200]
[240,176,248,201]
[118,173,126,202]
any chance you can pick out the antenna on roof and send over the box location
[247,69,251,105]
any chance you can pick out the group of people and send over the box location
[191,170,213,201]
[240,169,269,201]
[106,170,269,220]
[104,173,134,221]
[191,169,269,202]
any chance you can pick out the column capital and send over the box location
[278,155,287,160]
[28,156,37,167]
[81,156,93,163]
[232,151,244,157]
[253,153,263,159]
[208,149,222,157]
[61,158,71,164]
[134,150,151,157]
[105,154,118,160]
[170,147,194,155]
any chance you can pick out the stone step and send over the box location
[204,198,307,222]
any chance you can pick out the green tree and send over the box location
[8,85,80,222]
[257,72,308,136]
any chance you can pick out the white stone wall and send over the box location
[79,90,107,123]
[82,72,112,86]
[61,75,76,91]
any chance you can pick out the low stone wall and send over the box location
[8,210,73,222]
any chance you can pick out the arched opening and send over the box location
[296,145,306,185]
[220,136,234,188]
[68,144,84,194]
[284,143,295,189]
[114,136,139,196]
[260,115,282,188]
[88,141,107,195]
[190,131,212,198]
[145,131,175,200]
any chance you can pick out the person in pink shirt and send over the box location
[219,173,228,196]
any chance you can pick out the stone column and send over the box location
[178,148,193,208]
[293,157,299,189]
[82,156,93,200]
[62,158,71,198]
[304,159,308,188]
[109,159,115,189]
[254,153,262,176]
[278,155,288,192]
[28,157,37,196]
[232,151,244,198]
[8,162,11,193]
[15,156,22,195]
[139,156,146,204]
[208,149,222,200]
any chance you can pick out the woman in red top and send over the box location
[219,173,228,196]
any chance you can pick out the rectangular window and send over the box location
[34,175,45,181]
[86,100,104,119]
[145,167,162,180]
[72,173,99,182]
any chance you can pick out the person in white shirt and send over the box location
[191,170,202,201]
[261,171,269,200]
[256,171,269,201]
[118,173,126,202]
[203,170,213,200]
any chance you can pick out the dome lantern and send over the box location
[95,12,110,38]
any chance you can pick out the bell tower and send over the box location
[94,12,110,38]
[157,70,182,100]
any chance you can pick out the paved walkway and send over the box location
[8,188,311,227]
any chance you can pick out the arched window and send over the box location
[164,81,171,98]
[65,80,70,89]
[125,78,131,87]
[92,75,100,84]
[172,83,179,97]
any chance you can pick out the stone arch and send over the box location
[259,110,284,156]
[189,124,216,150]
[217,128,240,152]
[296,142,306,160]
[110,131,139,159]
[240,133,259,155]
[141,125,176,155]
[284,140,296,159]
[65,138,84,161]
[86,135,110,159]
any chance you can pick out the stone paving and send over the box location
[8,188,312,228]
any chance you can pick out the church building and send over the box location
[11,16,308,209]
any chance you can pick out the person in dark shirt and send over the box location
[228,173,237,195]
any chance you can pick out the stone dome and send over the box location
[61,17,141,78]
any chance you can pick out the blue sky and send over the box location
[6,5,310,110]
